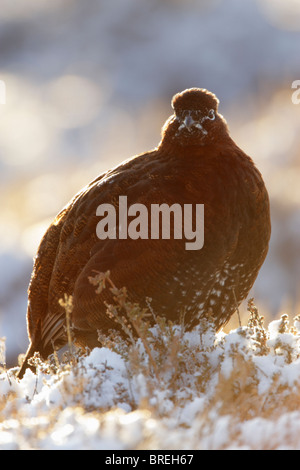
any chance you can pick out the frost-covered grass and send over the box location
[2,299,300,450]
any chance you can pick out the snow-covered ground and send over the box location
[2,307,300,450]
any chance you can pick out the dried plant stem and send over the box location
[58,294,76,367]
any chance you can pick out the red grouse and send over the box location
[18,88,271,378]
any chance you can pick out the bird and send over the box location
[17,87,271,378]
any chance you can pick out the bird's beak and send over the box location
[176,111,208,136]
[183,113,195,130]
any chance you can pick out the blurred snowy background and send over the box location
[0,0,300,367]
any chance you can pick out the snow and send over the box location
[2,314,300,450]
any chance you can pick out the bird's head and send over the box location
[160,88,228,147]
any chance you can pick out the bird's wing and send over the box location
[25,166,114,348]
[45,158,240,341]
[30,148,247,353]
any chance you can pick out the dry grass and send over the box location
[2,277,300,449]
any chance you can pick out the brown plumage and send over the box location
[17,88,271,378]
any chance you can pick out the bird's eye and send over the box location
[207,109,215,120]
